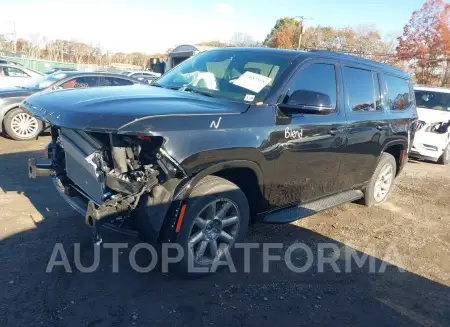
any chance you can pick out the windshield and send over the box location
[415,90,450,111]
[22,72,69,90]
[155,49,293,103]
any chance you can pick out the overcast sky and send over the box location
[0,0,426,53]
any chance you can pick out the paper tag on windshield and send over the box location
[232,71,272,93]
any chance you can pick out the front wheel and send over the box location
[438,143,450,165]
[168,176,249,276]
[363,152,397,206]
[3,108,43,141]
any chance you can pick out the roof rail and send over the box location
[308,49,404,74]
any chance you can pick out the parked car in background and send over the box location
[44,67,77,75]
[0,58,23,66]
[125,71,161,84]
[0,72,140,140]
[25,48,417,274]
[0,64,43,88]
[135,75,159,84]
[410,85,450,164]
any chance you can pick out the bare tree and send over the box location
[197,40,229,47]
[28,33,43,59]
[0,34,13,52]
[70,41,90,64]
[45,41,58,61]
[229,32,260,47]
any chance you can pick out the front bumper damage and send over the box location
[28,128,187,245]
[29,157,150,243]
[410,120,450,161]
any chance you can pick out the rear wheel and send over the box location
[363,152,396,206]
[437,143,450,165]
[3,108,43,141]
[166,176,249,276]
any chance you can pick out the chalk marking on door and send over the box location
[210,117,222,129]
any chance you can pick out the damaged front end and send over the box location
[29,127,186,245]
[411,119,450,161]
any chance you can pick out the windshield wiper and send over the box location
[153,83,212,97]
[152,83,179,90]
[181,86,213,97]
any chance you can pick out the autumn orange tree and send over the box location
[263,17,300,48]
[397,0,450,85]
[272,27,295,49]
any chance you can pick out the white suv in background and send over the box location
[411,85,450,164]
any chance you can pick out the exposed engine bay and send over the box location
[35,127,185,244]
[421,120,450,134]
[411,119,450,161]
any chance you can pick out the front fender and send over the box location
[173,159,264,200]
[155,159,264,244]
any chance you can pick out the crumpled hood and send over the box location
[417,107,450,123]
[22,84,247,132]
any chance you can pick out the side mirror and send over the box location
[280,90,334,115]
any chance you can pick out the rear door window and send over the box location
[384,75,413,110]
[343,67,381,112]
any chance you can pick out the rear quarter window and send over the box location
[384,74,413,111]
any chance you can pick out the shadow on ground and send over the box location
[0,150,448,327]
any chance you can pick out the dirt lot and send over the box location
[0,136,448,327]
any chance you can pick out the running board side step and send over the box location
[263,190,364,223]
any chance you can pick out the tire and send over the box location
[363,152,397,207]
[3,108,43,141]
[164,175,249,276]
[437,143,450,165]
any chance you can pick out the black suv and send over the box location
[24,48,417,273]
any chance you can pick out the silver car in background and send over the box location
[0,64,43,88]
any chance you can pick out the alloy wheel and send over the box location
[10,112,39,138]
[374,163,394,202]
[188,198,240,265]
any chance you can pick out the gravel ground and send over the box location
[0,136,449,327]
